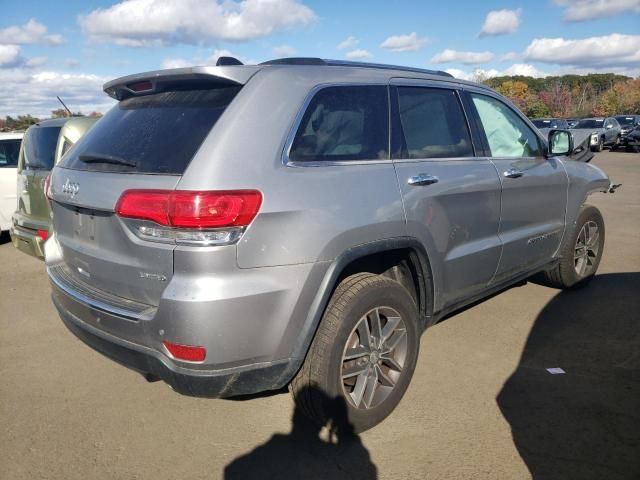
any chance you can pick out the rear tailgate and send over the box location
[49,72,249,307]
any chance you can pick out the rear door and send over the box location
[0,138,21,230]
[465,90,568,282]
[390,81,502,307]
[50,85,241,306]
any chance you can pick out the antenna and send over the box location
[56,96,72,117]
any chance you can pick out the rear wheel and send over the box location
[290,273,420,433]
[538,205,605,289]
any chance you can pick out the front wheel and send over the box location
[290,273,420,433]
[538,204,605,289]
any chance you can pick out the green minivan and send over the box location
[11,117,98,258]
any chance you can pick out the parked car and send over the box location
[621,124,640,152]
[571,117,621,152]
[566,118,580,128]
[11,117,97,258]
[531,118,570,136]
[614,114,640,140]
[46,58,612,432]
[0,132,23,233]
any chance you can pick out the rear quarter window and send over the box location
[288,85,389,163]
[60,86,241,174]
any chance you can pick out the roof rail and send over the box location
[260,57,453,78]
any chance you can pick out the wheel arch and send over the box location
[277,237,436,388]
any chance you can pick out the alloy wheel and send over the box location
[574,220,600,277]
[340,306,408,409]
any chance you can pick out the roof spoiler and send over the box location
[103,65,260,100]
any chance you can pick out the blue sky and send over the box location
[1,0,639,117]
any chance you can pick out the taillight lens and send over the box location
[115,190,262,246]
[37,229,49,241]
[163,340,206,362]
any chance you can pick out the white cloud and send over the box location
[479,9,521,37]
[524,33,640,67]
[161,58,193,69]
[446,63,547,80]
[503,63,547,77]
[431,49,494,65]
[0,19,64,46]
[500,52,520,62]
[272,44,296,56]
[380,32,427,52]
[0,45,21,66]
[0,68,115,118]
[79,0,317,47]
[337,36,358,50]
[161,48,252,69]
[554,0,640,21]
[25,56,48,68]
[346,49,373,60]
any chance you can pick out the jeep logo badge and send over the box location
[62,179,80,198]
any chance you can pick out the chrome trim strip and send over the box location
[47,266,156,322]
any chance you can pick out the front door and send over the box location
[466,91,568,282]
[390,83,502,308]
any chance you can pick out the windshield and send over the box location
[532,119,556,128]
[24,126,62,169]
[574,119,604,129]
[615,116,637,126]
[60,86,241,174]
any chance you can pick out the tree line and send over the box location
[482,73,640,119]
[0,109,103,132]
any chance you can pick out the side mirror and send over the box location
[548,129,573,156]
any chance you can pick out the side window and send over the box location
[0,140,21,168]
[289,86,389,162]
[471,93,542,158]
[395,87,473,159]
[61,138,74,157]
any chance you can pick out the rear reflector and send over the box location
[37,229,49,241]
[163,341,206,362]
[116,190,262,229]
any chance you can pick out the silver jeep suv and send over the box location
[46,58,611,432]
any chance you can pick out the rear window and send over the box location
[289,86,389,162]
[24,126,61,169]
[575,119,604,129]
[60,87,241,174]
[615,116,637,126]
[0,139,21,168]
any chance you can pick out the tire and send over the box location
[538,204,605,289]
[290,273,420,433]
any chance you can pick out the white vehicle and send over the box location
[0,132,23,232]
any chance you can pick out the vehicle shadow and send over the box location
[223,386,377,480]
[497,273,640,480]
[0,230,11,245]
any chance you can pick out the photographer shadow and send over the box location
[498,273,640,479]
[224,386,377,480]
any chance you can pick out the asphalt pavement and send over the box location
[1,150,638,480]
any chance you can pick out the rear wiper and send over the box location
[79,153,137,168]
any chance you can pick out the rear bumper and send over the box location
[52,288,294,398]
[10,224,47,259]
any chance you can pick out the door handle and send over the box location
[408,174,439,186]
[503,169,524,179]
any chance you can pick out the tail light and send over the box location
[37,229,49,241]
[115,190,262,246]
